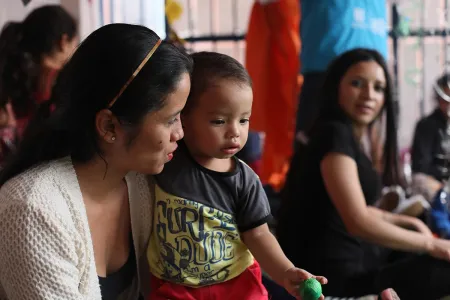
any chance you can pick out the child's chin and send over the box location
[214,153,234,160]
[147,163,165,175]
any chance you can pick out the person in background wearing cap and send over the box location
[410,74,450,199]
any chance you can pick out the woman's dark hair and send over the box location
[0,24,193,185]
[0,5,77,116]
[294,48,400,187]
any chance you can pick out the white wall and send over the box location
[391,0,450,149]
[171,0,253,64]
[0,0,166,41]
[0,0,60,29]
[75,0,166,41]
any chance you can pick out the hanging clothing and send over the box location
[245,0,300,184]
[300,0,388,74]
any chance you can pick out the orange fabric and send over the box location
[245,0,300,184]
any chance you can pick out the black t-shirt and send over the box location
[149,141,272,287]
[411,108,449,181]
[277,121,382,275]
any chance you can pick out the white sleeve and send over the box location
[0,203,86,300]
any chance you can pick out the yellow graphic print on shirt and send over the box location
[147,185,254,287]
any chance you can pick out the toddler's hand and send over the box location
[282,267,327,300]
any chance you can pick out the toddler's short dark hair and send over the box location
[184,51,252,113]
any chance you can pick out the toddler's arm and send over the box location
[241,223,327,298]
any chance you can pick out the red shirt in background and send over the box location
[16,67,58,137]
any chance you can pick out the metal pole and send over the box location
[420,0,426,117]
[139,0,144,27]
[445,0,450,73]
[392,3,400,129]
[186,0,195,51]
[210,0,217,52]
[232,0,239,59]
[110,0,114,23]
[99,0,104,26]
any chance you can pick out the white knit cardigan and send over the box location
[0,157,154,300]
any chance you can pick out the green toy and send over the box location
[299,278,322,300]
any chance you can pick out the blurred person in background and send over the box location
[410,74,450,199]
[295,0,388,146]
[278,49,450,299]
[0,5,77,162]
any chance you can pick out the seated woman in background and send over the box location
[0,5,77,140]
[277,48,450,299]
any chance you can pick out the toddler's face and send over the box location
[182,80,253,160]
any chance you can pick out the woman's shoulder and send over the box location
[128,172,155,215]
[128,172,154,202]
[315,120,353,136]
[0,157,96,300]
[308,120,357,159]
[0,157,79,214]
[127,173,154,253]
[308,120,353,144]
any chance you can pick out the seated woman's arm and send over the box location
[0,201,85,300]
[321,153,450,259]
[368,206,433,236]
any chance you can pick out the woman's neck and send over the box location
[73,157,128,202]
[41,54,62,71]
[352,124,366,141]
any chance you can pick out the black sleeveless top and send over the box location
[98,236,139,300]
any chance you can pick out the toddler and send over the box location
[147,51,327,299]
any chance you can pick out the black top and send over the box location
[98,237,138,300]
[411,108,449,181]
[148,141,272,286]
[277,121,382,275]
[155,140,272,232]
